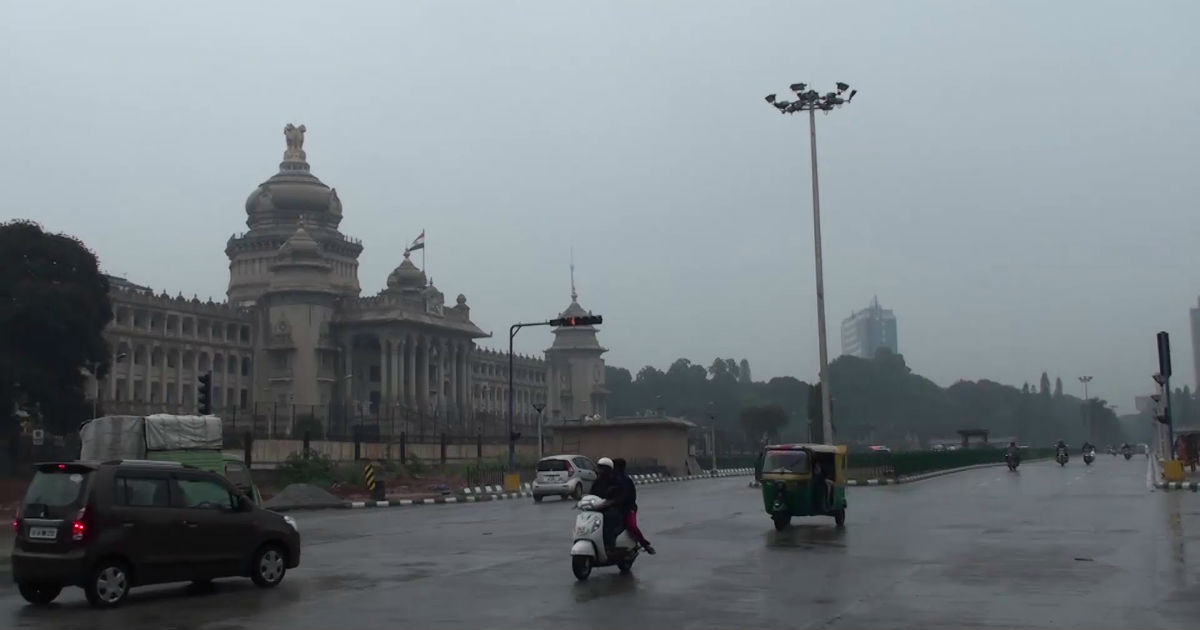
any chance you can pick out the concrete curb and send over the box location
[747,461,1016,489]
[269,467,754,512]
[1154,481,1200,491]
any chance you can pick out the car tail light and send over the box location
[12,506,21,534]
[71,506,89,542]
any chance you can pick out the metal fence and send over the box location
[98,401,538,445]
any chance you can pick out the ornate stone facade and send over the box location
[88,125,605,435]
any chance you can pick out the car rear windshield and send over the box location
[762,450,809,474]
[23,468,90,514]
[537,459,569,472]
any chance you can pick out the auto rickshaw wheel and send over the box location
[772,514,791,531]
[834,509,846,527]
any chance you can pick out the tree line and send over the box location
[606,348,1131,450]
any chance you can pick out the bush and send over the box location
[406,454,427,476]
[278,451,335,486]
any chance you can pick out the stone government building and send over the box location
[90,124,607,439]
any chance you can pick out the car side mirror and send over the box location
[238,494,254,512]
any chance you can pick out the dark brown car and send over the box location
[11,460,301,608]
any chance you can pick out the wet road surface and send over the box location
[4,455,1200,628]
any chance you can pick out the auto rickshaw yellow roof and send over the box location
[765,443,847,454]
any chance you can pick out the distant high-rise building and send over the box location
[840,297,898,359]
[1191,297,1200,391]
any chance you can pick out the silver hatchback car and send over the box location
[532,454,598,502]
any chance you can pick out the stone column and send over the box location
[345,342,354,405]
[447,340,457,423]
[417,337,429,415]
[394,338,405,406]
[125,345,136,401]
[458,345,469,424]
[159,347,168,406]
[175,350,183,409]
[389,339,399,404]
[404,337,416,409]
[379,337,389,409]
[192,350,201,407]
[109,345,121,400]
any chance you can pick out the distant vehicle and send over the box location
[930,444,946,452]
[533,455,598,502]
[11,460,300,608]
[868,446,891,453]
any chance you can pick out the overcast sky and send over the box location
[3,1,1198,409]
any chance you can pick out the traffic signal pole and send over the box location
[506,314,603,470]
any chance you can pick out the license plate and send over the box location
[27,526,57,540]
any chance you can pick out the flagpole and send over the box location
[421,228,426,279]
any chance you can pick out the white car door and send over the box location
[574,457,598,492]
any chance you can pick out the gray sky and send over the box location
[3,1,1198,409]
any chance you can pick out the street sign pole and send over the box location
[1158,331,1175,459]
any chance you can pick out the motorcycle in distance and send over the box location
[1056,447,1070,467]
[570,494,640,581]
[1005,450,1020,471]
[1122,445,1133,461]
[1083,447,1096,466]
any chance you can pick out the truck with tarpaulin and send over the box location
[78,414,262,504]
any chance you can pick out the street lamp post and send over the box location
[764,81,857,445]
[532,401,546,460]
[1079,375,1093,439]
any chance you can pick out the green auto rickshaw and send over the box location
[759,443,848,530]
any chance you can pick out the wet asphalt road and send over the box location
[4,455,1200,629]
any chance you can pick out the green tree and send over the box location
[738,359,753,384]
[739,404,788,443]
[1053,377,1063,398]
[1039,372,1051,398]
[0,221,112,464]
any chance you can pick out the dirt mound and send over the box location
[263,483,345,511]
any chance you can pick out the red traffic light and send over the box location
[550,314,602,327]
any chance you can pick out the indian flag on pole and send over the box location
[405,230,425,253]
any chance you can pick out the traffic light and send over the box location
[549,314,602,327]
[197,371,213,415]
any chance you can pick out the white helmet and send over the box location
[597,457,614,469]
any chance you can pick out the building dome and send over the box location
[243,124,343,230]
[277,221,322,259]
[385,253,426,291]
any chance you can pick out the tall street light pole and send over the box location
[1079,375,1093,439]
[765,81,857,445]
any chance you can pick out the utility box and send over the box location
[1164,459,1186,482]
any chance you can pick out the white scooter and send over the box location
[1083,449,1095,465]
[570,495,639,580]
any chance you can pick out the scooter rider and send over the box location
[613,458,655,554]
[1006,441,1020,461]
[1056,440,1068,454]
[1082,441,1095,454]
[589,457,628,550]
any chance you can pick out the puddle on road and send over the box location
[764,524,848,550]
[572,575,640,603]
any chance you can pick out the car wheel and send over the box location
[571,484,583,500]
[572,555,592,581]
[772,514,790,531]
[533,494,543,503]
[251,544,287,588]
[18,582,62,605]
[85,560,131,609]
[834,509,846,527]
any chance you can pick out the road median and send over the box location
[268,467,754,512]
